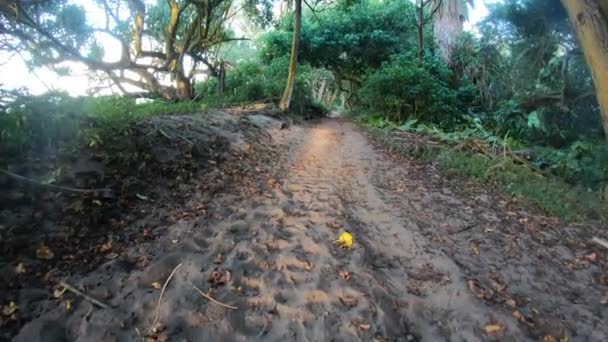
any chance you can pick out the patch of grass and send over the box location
[361,124,605,222]
[438,149,605,222]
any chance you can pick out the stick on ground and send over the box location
[592,237,608,250]
[190,283,237,310]
[58,281,110,309]
[0,169,112,195]
[152,262,183,327]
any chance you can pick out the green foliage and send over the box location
[260,0,417,83]
[196,57,328,117]
[358,54,475,125]
[437,149,604,221]
[0,93,206,162]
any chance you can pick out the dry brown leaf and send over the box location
[208,269,232,287]
[303,262,313,271]
[99,240,113,253]
[151,282,162,290]
[467,280,486,299]
[36,245,54,260]
[469,241,480,256]
[339,294,358,307]
[15,263,26,274]
[543,336,557,342]
[358,323,371,331]
[484,323,502,334]
[585,253,597,262]
[505,299,517,308]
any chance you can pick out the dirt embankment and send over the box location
[2,116,607,342]
[0,105,295,340]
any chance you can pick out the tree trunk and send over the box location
[416,1,424,61]
[279,0,302,112]
[433,1,465,63]
[316,79,327,102]
[328,88,339,108]
[218,62,226,96]
[174,72,193,101]
[561,0,608,138]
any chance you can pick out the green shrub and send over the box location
[195,57,328,117]
[358,54,474,126]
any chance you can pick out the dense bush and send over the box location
[358,54,475,126]
[196,56,328,118]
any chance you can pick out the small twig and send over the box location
[592,237,608,250]
[453,223,478,234]
[58,281,110,309]
[0,169,112,195]
[152,263,183,327]
[190,282,237,310]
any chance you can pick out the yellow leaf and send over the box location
[337,232,353,249]
[484,324,502,334]
[2,301,18,316]
[36,245,54,260]
[151,282,162,289]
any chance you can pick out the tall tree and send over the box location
[414,0,441,60]
[432,0,473,63]
[560,0,608,138]
[279,0,302,112]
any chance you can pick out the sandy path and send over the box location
[18,118,600,341]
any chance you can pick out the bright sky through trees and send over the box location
[0,0,493,96]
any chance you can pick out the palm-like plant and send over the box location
[432,0,474,63]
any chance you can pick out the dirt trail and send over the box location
[12,118,607,341]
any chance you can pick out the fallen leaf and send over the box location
[469,240,480,256]
[208,269,231,287]
[339,270,351,280]
[100,240,113,253]
[467,280,486,299]
[213,254,223,265]
[303,262,313,271]
[53,286,67,298]
[36,245,54,260]
[585,253,597,262]
[358,323,371,331]
[337,231,353,249]
[64,300,72,311]
[151,282,162,290]
[136,194,149,201]
[15,263,26,274]
[105,252,119,260]
[339,294,358,307]
[484,323,502,334]
[2,301,18,316]
[505,299,517,308]
[543,336,556,342]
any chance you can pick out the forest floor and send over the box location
[2,110,608,341]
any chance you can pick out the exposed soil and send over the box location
[2,116,607,341]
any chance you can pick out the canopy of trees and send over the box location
[0,0,272,100]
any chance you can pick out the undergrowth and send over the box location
[358,115,606,222]
[0,93,208,165]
